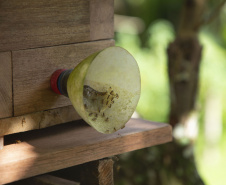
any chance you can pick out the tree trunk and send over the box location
[168,0,204,128]
[162,0,205,184]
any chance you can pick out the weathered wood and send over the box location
[0,52,12,118]
[80,158,114,185]
[0,136,3,150]
[0,118,172,184]
[8,175,80,185]
[0,0,114,52]
[0,105,80,136]
[13,40,114,116]
[90,0,114,41]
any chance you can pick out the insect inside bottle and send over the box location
[83,85,119,122]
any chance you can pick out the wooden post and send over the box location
[80,158,114,185]
[0,136,3,150]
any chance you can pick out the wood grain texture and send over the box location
[80,158,114,185]
[0,105,80,136]
[9,175,80,185]
[90,0,114,41]
[0,52,12,118]
[0,118,172,184]
[0,0,89,51]
[13,40,114,116]
[0,136,3,150]
[0,0,114,52]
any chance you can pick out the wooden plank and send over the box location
[0,118,172,184]
[80,158,114,185]
[9,175,80,185]
[0,0,89,51]
[0,52,12,118]
[0,136,3,150]
[0,0,114,52]
[0,105,80,136]
[90,0,114,41]
[13,40,114,116]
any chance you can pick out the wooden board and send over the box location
[13,40,114,116]
[90,0,114,41]
[0,136,3,150]
[0,0,114,52]
[0,52,12,118]
[0,119,172,184]
[0,105,80,136]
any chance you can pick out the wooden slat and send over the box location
[0,52,12,118]
[0,0,114,52]
[0,105,80,136]
[0,136,3,150]
[90,0,114,41]
[0,118,172,184]
[13,40,114,116]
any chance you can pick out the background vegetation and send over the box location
[114,0,226,185]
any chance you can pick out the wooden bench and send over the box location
[1,119,171,184]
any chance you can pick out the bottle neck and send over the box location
[57,69,73,97]
[50,69,72,97]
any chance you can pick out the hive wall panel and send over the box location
[0,0,114,51]
[13,40,114,116]
[0,52,12,118]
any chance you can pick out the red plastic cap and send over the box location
[50,69,66,95]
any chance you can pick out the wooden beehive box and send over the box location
[0,0,114,137]
[0,1,172,184]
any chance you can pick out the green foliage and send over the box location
[115,19,226,185]
[116,20,174,122]
[195,32,226,185]
[115,1,226,184]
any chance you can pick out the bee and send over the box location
[116,94,119,99]
[102,113,105,117]
[95,113,98,118]
[121,125,125,129]
[106,101,109,105]
[110,91,114,95]
[108,104,111,108]
[114,127,117,131]
[15,140,21,144]
[84,104,88,109]
[92,118,97,121]
[22,117,26,127]
[105,117,109,122]
[89,113,93,116]
[107,95,110,99]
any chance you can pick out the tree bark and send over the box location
[168,0,205,127]
[165,0,205,184]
